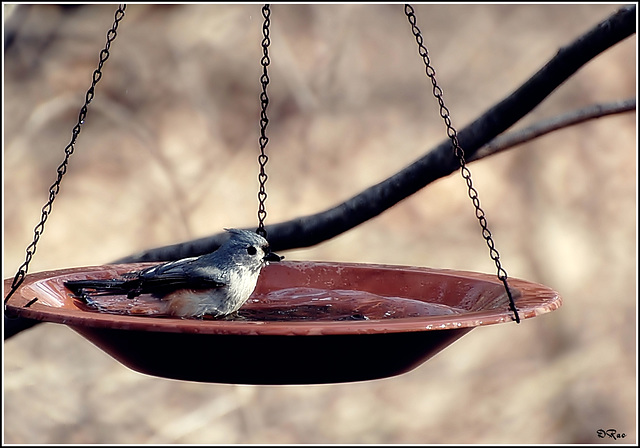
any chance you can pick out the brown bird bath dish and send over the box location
[4,260,561,385]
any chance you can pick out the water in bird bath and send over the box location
[239,287,463,321]
[72,286,463,321]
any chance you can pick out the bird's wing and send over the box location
[137,257,227,295]
[65,257,228,300]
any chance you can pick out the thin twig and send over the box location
[470,97,636,161]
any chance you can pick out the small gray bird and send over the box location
[64,228,282,318]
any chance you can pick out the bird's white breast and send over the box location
[167,267,261,318]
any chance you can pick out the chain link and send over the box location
[4,4,126,309]
[404,4,520,323]
[256,4,272,239]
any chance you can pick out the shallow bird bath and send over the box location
[4,260,561,385]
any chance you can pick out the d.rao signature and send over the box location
[597,429,626,440]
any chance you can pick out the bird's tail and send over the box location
[64,278,171,316]
[64,278,142,300]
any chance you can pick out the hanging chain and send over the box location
[404,4,520,323]
[256,4,272,239]
[4,4,127,309]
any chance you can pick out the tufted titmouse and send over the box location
[64,228,282,318]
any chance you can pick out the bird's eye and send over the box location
[247,246,258,255]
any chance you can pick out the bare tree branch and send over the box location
[115,5,636,263]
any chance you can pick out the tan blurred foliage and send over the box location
[3,3,636,444]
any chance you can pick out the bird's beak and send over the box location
[264,251,283,263]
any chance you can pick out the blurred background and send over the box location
[2,3,636,444]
